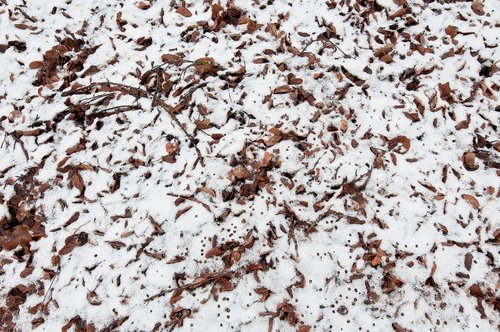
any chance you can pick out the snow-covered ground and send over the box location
[0,0,499,331]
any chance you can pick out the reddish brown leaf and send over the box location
[438,82,452,99]
[176,7,192,17]
[387,136,411,154]
[175,206,193,220]
[29,61,44,70]
[463,152,478,171]
[464,252,473,271]
[232,165,251,179]
[273,85,293,94]
[71,171,84,192]
[471,0,485,15]
[107,241,126,249]
[206,247,223,258]
[462,194,480,208]
[373,43,394,58]
[445,25,458,38]
[87,291,102,306]
[63,212,80,228]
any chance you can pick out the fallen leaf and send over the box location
[462,194,479,208]
[471,0,485,15]
[71,171,84,193]
[464,253,473,271]
[463,152,479,171]
[176,7,192,17]
[107,241,126,249]
[232,165,251,179]
[29,61,44,70]
[175,206,193,220]
[87,291,102,305]
[445,25,458,38]
[438,82,452,99]
[273,85,293,94]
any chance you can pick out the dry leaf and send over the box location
[273,85,293,94]
[175,206,193,220]
[462,194,479,208]
[71,172,84,192]
[265,128,281,147]
[463,152,478,171]
[438,82,451,99]
[232,165,251,179]
[464,253,473,271]
[107,241,126,249]
[373,43,394,58]
[29,61,44,70]
[471,0,485,15]
[176,7,192,17]
[445,25,458,38]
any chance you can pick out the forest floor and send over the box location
[0,0,499,331]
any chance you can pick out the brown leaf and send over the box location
[116,12,128,32]
[194,57,219,76]
[176,7,192,17]
[445,25,458,38]
[161,53,183,64]
[136,36,152,47]
[469,284,482,297]
[380,54,393,63]
[136,1,151,10]
[59,232,89,255]
[438,82,452,99]
[273,85,293,94]
[107,241,126,249]
[195,118,210,129]
[63,212,80,227]
[232,165,251,179]
[387,136,411,154]
[373,43,394,58]
[71,171,84,192]
[462,194,479,208]
[298,325,311,332]
[218,277,234,292]
[87,291,102,306]
[392,323,407,332]
[20,267,34,278]
[196,187,216,198]
[471,0,485,15]
[464,253,473,271]
[265,128,282,147]
[149,218,165,235]
[346,216,365,225]
[206,247,223,258]
[175,206,193,220]
[403,112,419,122]
[261,152,273,167]
[463,152,478,171]
[29,61,44,70]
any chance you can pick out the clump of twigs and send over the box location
[300,34,351,58]
[58,58,222,168]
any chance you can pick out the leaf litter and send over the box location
[0,0,499,331]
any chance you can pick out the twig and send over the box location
[64,81,206,167]
[88,105,142,119]
[12,135,29,160]
[150,67,162,111]
[14,6,37,23]
[42,262,61,304]
[299,36,350,58]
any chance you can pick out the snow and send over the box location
[0,0,499,331]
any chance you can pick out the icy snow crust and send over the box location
[0,0,499,331]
